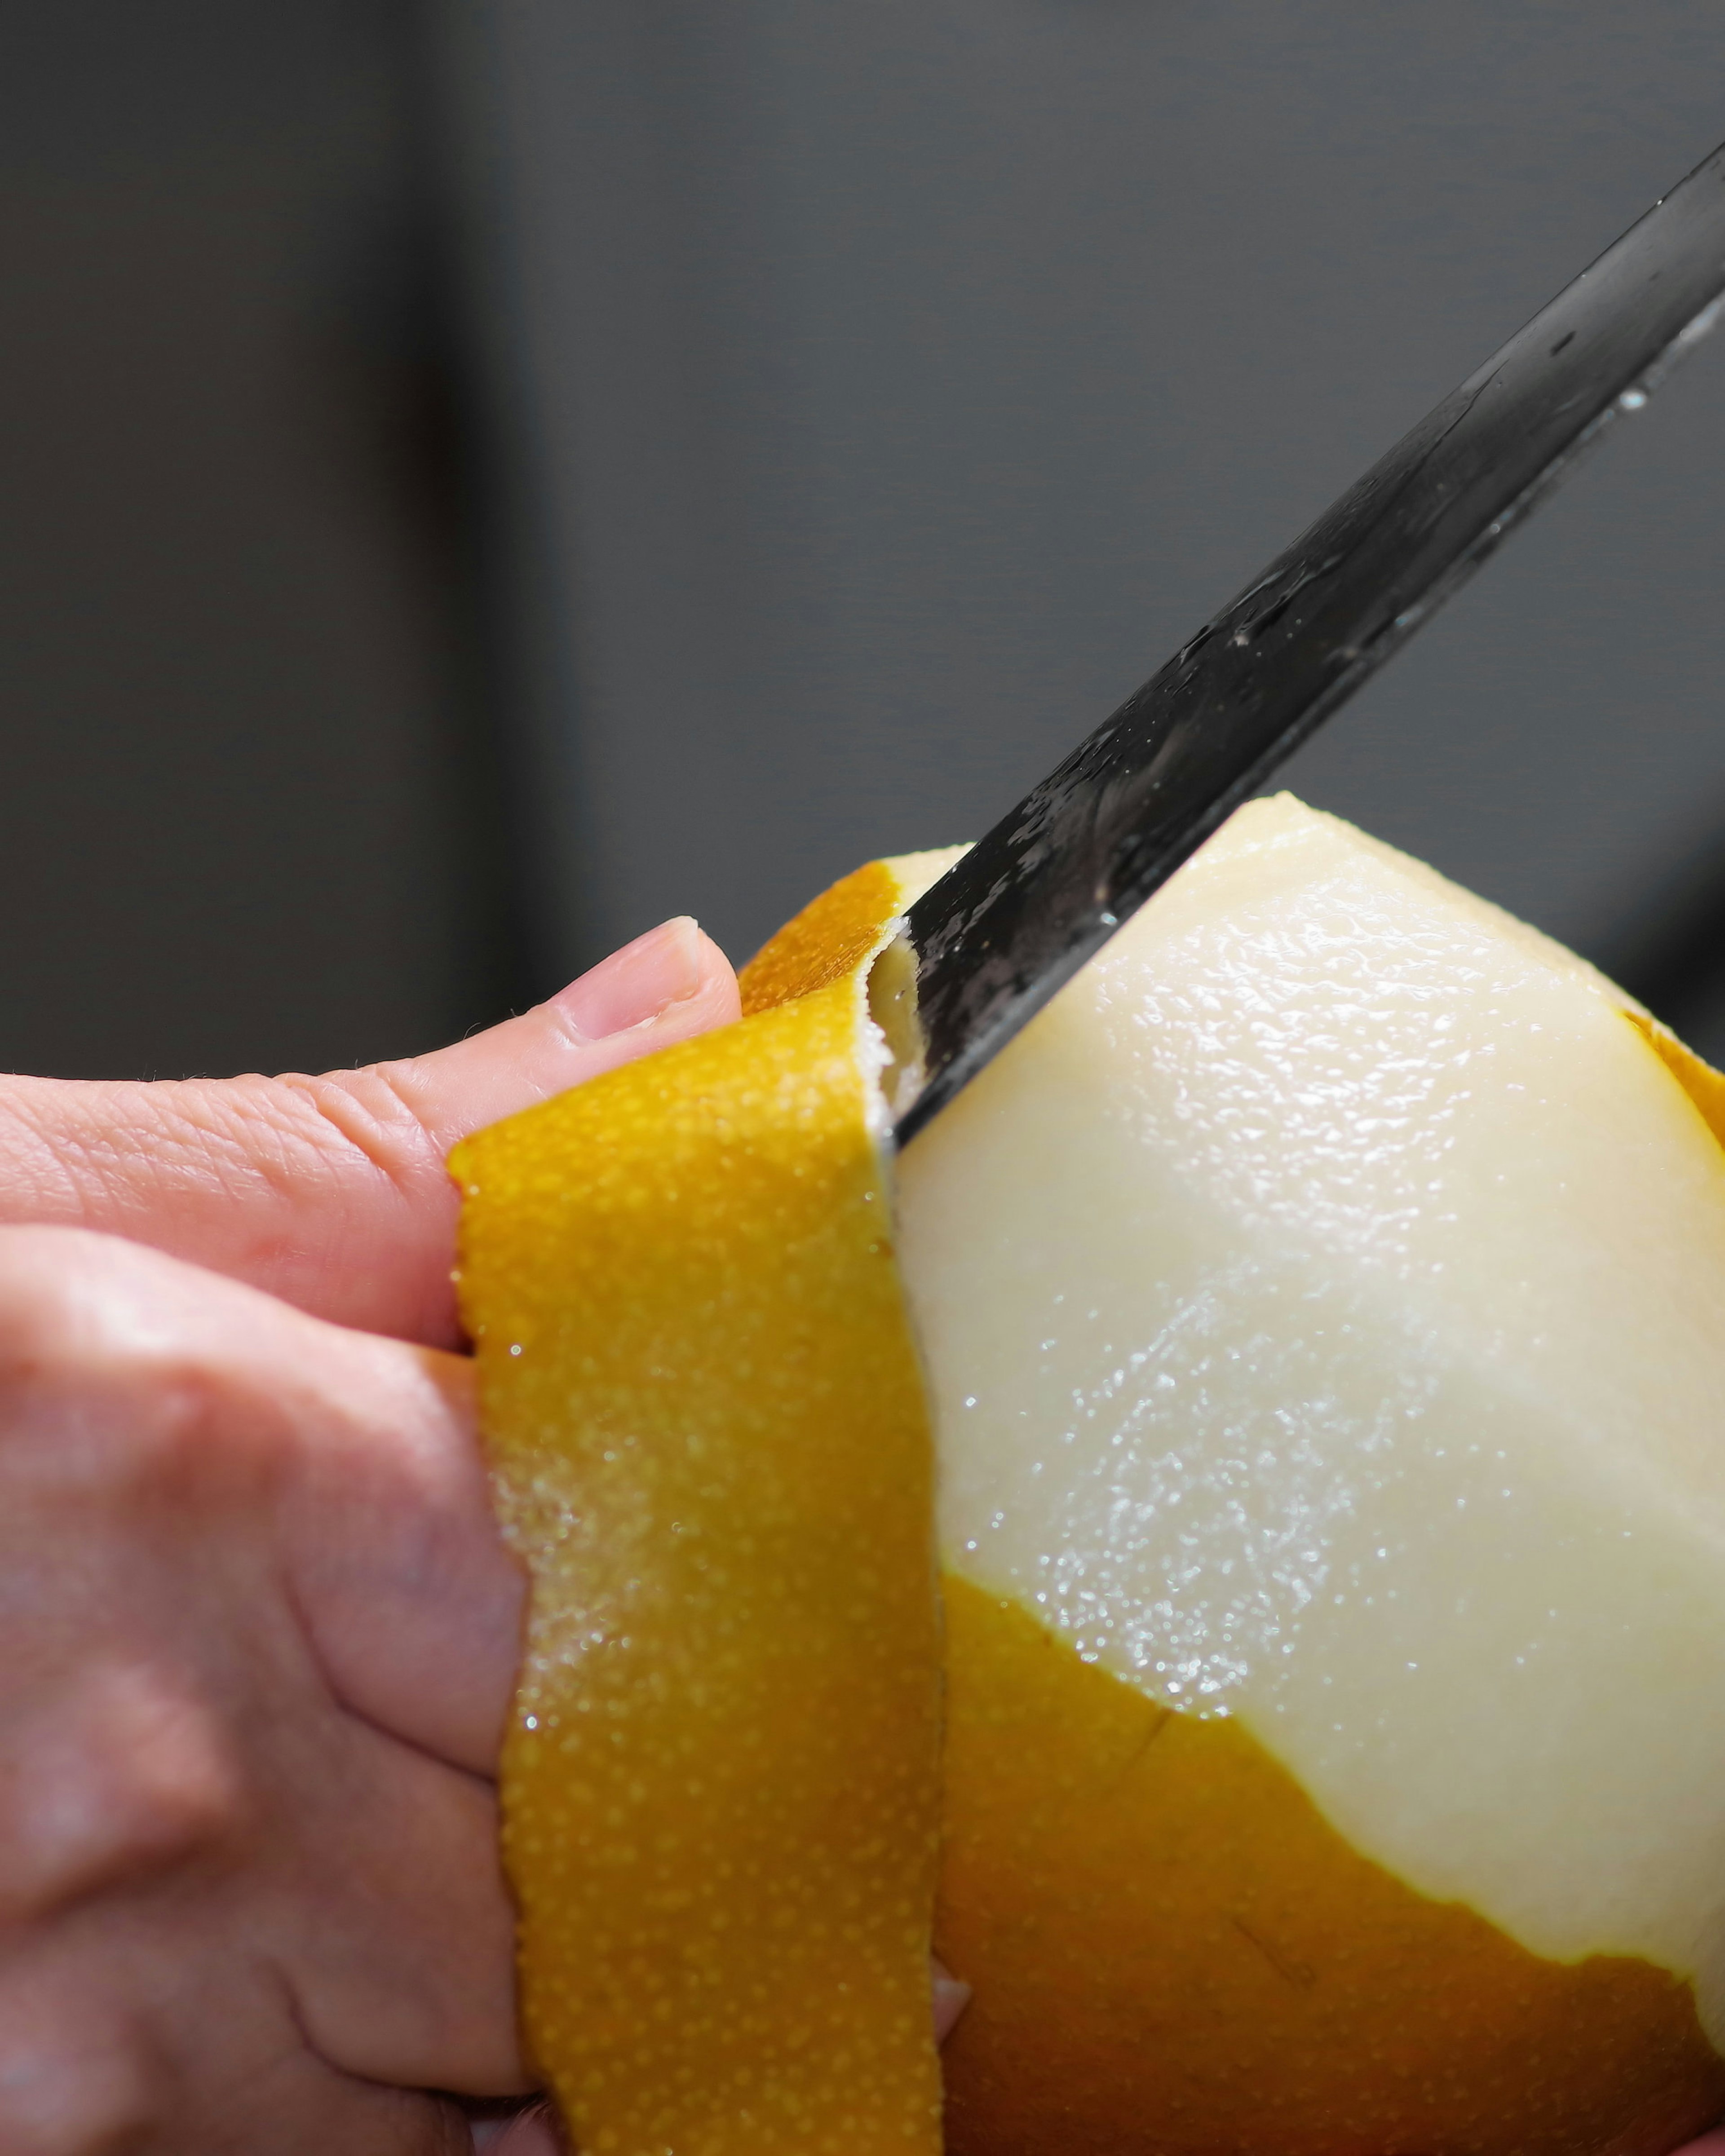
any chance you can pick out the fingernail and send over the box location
[485,2102,563,2153]
[930,1956,973,2043]
[552,918,704,1041]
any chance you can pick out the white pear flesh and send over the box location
[892,794,1725,2036]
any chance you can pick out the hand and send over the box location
[0,920,741,2153]
[0,915,738,1350]
[0,1227,520,2150]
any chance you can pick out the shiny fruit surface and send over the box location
[461,797,1725,2156]
[898,796,1725,2154]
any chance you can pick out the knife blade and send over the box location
[895,136,1725,1147]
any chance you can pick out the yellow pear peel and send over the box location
[453,860,942,2156]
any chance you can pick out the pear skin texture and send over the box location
[453,929,943,2156]
[936,1574,1725,2156]
[459,844,1725,2156]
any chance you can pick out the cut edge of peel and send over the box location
[865,846,974,1134]
[867,930,928,1129]
[1626,1008,1725,1158]
[737,842,973,1143]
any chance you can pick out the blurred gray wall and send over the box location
[447,0,1725,1049]
[6,4,1724,1076]
[0,1,521,1078]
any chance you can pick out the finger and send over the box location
[0,1957,159,2156]
[170,2021,481,2156]
[0,1658,246,1923]
[279,1734,523,2095]
[0,1231,533,2138]
[0,1949,472,2156]
[0,917,740,1347]
[0,1227,519,1769]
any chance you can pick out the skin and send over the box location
[0,919,739,2153]
[0,908,1705,2153]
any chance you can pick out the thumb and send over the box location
[0,917,739,1347]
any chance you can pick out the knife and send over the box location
[895,136,1725,1147]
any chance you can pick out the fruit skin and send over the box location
[453,870,943,2156]
[459,809,1725,2156]
[886,796,1725,2156]
[739,856,911,1015]
[936,1574,1725,2156]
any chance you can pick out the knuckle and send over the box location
[91,1365,223,1498]
[0,1665,249,1921]
[0,1259,238,1502]
[0,1242,94,1391]
[0,1989,157,2154]
[280,1065,444,1204]
[0,1231,163,1382]
[0,2064,152,2155]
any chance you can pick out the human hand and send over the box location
[0,1227,522,2150]
[0,915,739,1350]
[0,920,741,2152]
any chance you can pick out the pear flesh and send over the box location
[894,795,1725,2038]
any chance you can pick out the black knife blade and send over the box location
[895,137,1725,1147]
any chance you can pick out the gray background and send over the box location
[3,1,1725,1074]
[452,0,1725,1045]
[0,0,522,1078]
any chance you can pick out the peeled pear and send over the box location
[899,795,1725,2153]
[457,794,1725,2156]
